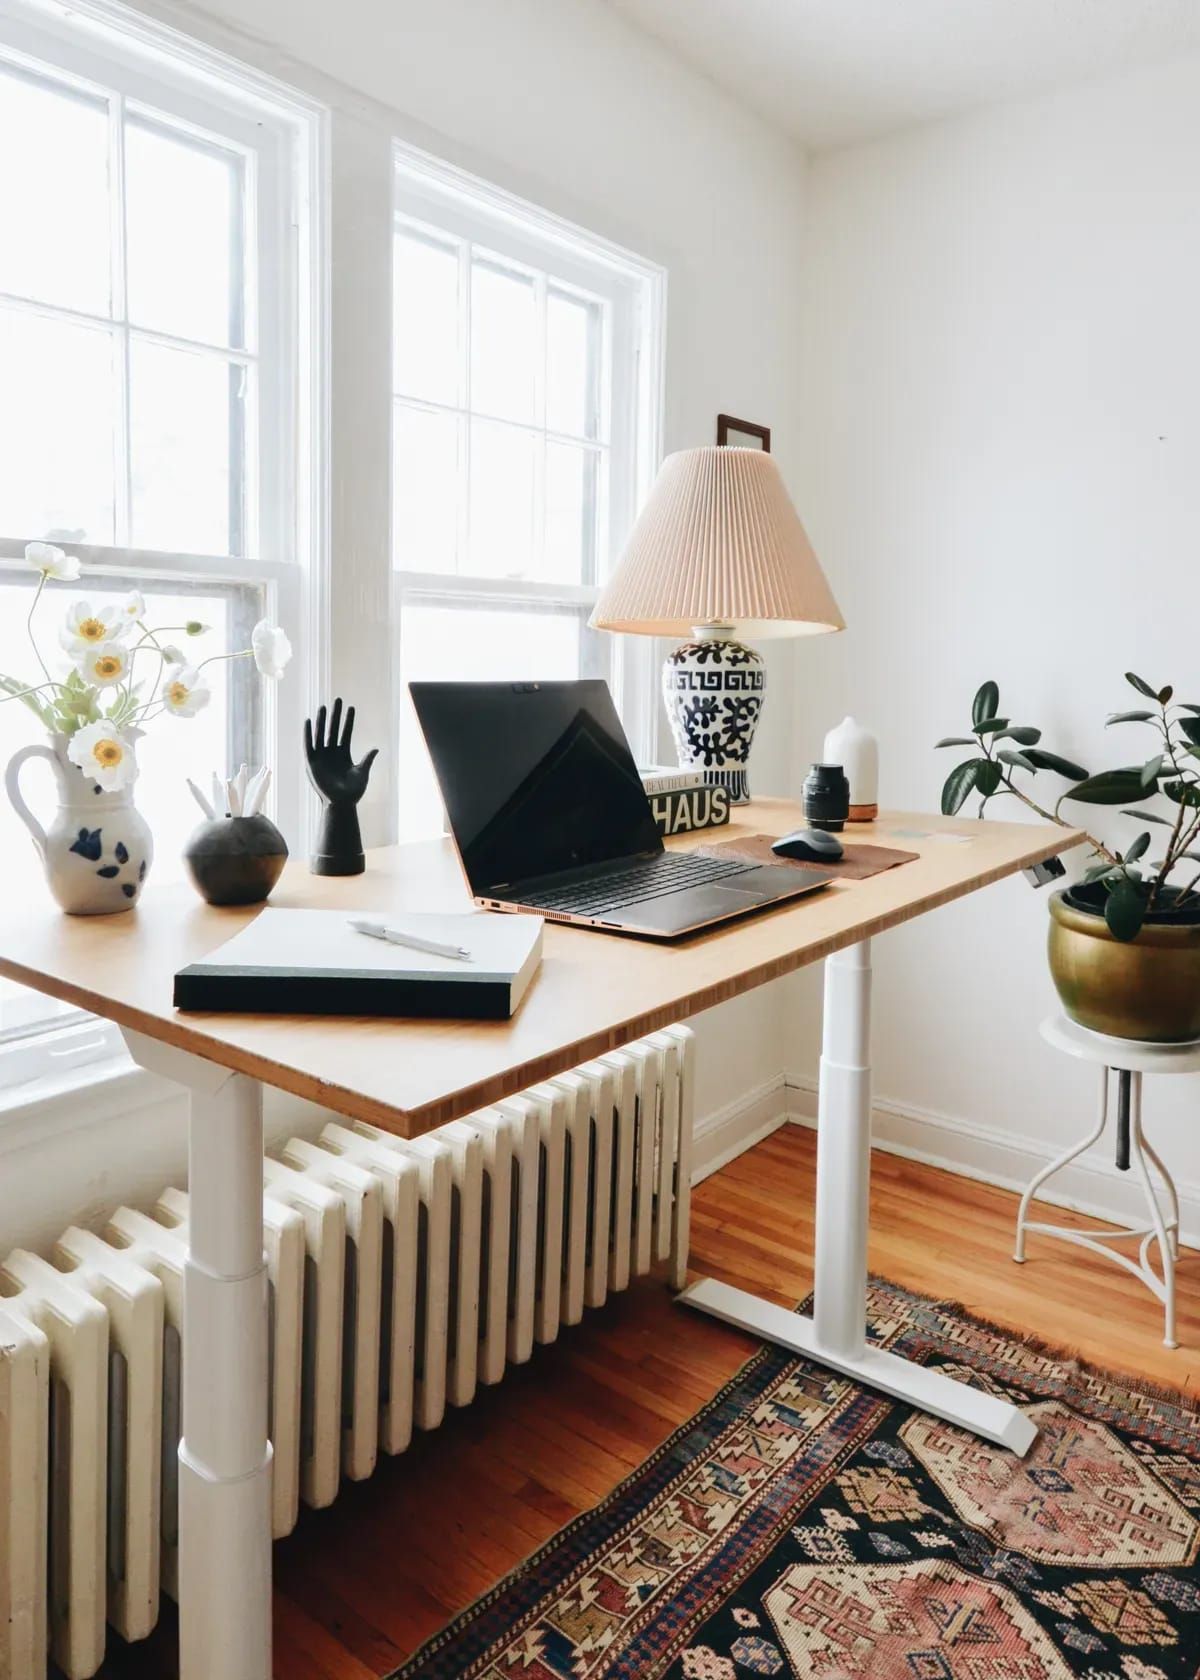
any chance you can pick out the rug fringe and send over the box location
[873,1274,1200,1416]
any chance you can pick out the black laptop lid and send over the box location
[409,680,663,895]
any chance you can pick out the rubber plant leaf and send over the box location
[941,760,980,816]
[1061,769,1148,805]
[1104,879,1146,942]
[971,681,1000,728]
[1023,749,1089,780]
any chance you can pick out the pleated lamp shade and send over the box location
[590,447,844,641]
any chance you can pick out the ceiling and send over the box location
[604,0,1200,149]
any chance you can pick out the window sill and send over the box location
[0,1051,179,1156]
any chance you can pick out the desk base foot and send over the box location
[678,1277,1037,1458]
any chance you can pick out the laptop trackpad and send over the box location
[618,869,827,936]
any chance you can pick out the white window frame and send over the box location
[0,0,328,1102]
[391,140,665,776]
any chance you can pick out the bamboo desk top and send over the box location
[0,801,1080,1137]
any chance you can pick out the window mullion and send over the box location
[456,237,471,578]
[106,88,133,545]
[533,268,547,582]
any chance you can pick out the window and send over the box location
[0,0,322,1093]
[392,144,664,838]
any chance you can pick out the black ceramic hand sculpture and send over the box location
[304,698,379,875]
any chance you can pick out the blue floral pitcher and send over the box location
[5,731,153,914]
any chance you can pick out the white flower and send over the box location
[77,640,130,688]
[67,720,138,791]
[251,618,292,679]
[161,665,211,717]
[161,644,185,664]
[115,589,145,626]
[60,599,129,656]
[26,541,81,581]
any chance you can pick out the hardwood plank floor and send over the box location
[97,1123,1200,1680]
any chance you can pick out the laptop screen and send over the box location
[409,680,663,894]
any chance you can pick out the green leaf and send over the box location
[1124,831,1151,864]
[1106,709,1156,725]
[976,760,1002,797]
[997,748,1037,774]
[934,736,977,749]
[941,760,980,816]
[1159,686,1174,705]
[1023,748,1089,780]
[974,717,1011,735]
[1176,703,1200,716]
[972,681,1000,728]
[1163,779,1200,808]
[1060,769,1148,805]
[1176,716,1200,746]
[0,674,54,729]
[1083,862,1121,882]
[995,726,1042,746]
[1104,880,1147,942]
[1122,808,1173,825]
[1126,672,1158,698]
[1140,754,1165,787]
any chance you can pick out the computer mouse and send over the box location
[772,827,844,863]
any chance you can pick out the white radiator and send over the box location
[0,1024,693,1680]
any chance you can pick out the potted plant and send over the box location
[936,674,1200,1043]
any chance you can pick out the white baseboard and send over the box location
[785,1077,1200,1250]
[691,1075,791,1183]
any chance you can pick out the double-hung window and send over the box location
[0,0,322,1094]
[392,144,664,839]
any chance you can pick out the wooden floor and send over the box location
[99,1123,1200,1680]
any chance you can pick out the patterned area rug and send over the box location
[393,1279,1200,1680]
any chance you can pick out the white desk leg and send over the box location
[123,1033,272,1680]
[813,940,872,1357]
[679,940,1037,1458]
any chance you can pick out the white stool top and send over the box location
[1042,1013,1200,1075]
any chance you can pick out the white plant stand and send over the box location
[1014,1014,1200,1350]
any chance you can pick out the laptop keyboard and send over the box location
[515,852,756,917]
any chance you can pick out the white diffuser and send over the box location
[823,716,878,821]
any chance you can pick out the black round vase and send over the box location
[184,814,289,906]
[802,763,850,832]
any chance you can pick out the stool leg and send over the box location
[1015,1065,1108,1263]
[1140,1130,1181,1262]
[1130,1073,1179,1349]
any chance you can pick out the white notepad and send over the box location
[175,908,544,1019]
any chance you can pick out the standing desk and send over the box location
[0,799,1078,1679]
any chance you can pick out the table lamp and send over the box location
[590,446,844,802]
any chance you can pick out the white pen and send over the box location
[348,918,473,962]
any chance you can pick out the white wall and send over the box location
[0,0,812,1249]
[794,55,1200,1227]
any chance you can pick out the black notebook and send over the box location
[174,909,543,1020]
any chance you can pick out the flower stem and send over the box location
[196,648,253,673]
[26,575,53,687]
[0,679,60,706]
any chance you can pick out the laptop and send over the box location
[409,679,836,939]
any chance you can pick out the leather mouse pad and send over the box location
[699,833,920,880]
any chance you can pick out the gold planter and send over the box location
[1048,888,1200,1043]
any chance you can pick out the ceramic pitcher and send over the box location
[5,732,153,914]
